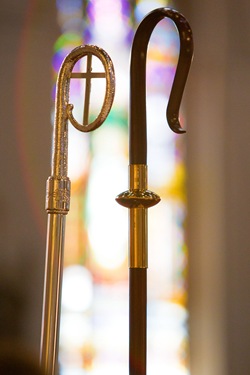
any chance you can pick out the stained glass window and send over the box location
[53,1,188,374]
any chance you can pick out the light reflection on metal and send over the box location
[40,45,115,375]
[116,7,193,375]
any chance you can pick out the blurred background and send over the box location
[0,1,250,374]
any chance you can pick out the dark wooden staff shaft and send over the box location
[129,269,147,375]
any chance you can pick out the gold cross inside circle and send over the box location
[70,52,106,125]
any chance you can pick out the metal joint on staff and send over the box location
[46,176,71,214]
[116,164,161,268]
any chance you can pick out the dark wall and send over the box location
[0,0,58,354]
[180,1,250,374]
[224,3,250,375]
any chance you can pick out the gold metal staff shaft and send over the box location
[40,214,66,375]
[40,45,115,375]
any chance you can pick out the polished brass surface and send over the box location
[130,164,147,190]
[116,165,160,209]
[116,164,160,268]
[40,214,65,375]
[116,189,160,209]
[129,208,148,268]
[46,177,71,214]
[40,45,115,375]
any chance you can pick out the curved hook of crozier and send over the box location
[130,7,193,164]
[52,45,115,178]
